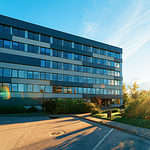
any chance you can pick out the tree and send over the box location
[122,83,128,106]
[128,81,139,99]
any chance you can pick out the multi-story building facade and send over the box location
[0,15,123,108]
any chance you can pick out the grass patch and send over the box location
[114,117,150,129]
[92,110,150,129]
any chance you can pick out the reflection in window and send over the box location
[45,86,52,93]
[12,28,25,38]
[19,70,27,78]
[33,72,40,79]
[27,71,33,79]
[33,85,40,92]
[4,40,11,49]
[40,34,50,43]
[18,84,24,92]
[3,68,11,77]
[28,31,39,41]
[12,42,25,51]
[28,44,39,53]
[0,24,10,34]
[12,84,18,92]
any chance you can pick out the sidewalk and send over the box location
[74,113,150,140]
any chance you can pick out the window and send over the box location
[87,56,92,63]
[27,71,33,79]
[93,47,100,54]
[73,76,80,82]
[45,60,51,68]
[33,72,40,79]
[74,54,82,61]
[52,49,58,57]
[0,39,3,47]
[12,70,18,78]
[40,72,45,80]
[63,40,72,48]
[40,47,51,56]
[12,84,18,92]
[33,85,40,92]
[12,28,25,38]
[52,73,57,80]
[63,63,72,71]
[40,86,45,92]
[27,84,32,92]
[58,74,63,81]
[12,42,25,51]
[19,70,27,78]
[74,43,82,50]
[40,60,45,67]
[40,34,50,43]
[3,68,11,77]
[0,24,10,34]
[63,75,68,82]
[18,84,24,92]
[53,38,62,46]
[0,68,2,76]
[57,62,63,69]
[45,73,51,80]
[68,75,73,82]
[83,45,92,52]
[28,31,39,41]
[45,86,52,93]
[52,61,58,69]
[63,52,72,59]
[4,40,11,49]
[28,44,39,53]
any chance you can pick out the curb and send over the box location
[73,115,150,141]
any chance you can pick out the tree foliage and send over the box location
[123,82,150,119]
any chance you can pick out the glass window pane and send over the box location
[28,32,39,41]
[45,73,51,80]
[0,68,3,76]
[27,84,32,92]
[12,28,25,38]
[18,84,24,92]
[33,85,40,92]
[40,72,45,80]
[27,71,33,79]
[45,86,52,93]
[3,68,11,77]
[4,40,11,49]
[40,34,50,43]
[0,39,3,47]
[33,72,40,79]
[40,60,45,67]
[12,84,18,92]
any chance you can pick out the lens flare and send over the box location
[0,86,11,100]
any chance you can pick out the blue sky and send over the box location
[0,0,150,89]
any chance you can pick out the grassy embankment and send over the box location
[93,110,150,129]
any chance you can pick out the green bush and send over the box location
[44,99,100,114]
[0,105,25,114]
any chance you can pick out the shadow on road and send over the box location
[0,115,50,125]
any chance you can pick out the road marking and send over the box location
[92,128,114,150]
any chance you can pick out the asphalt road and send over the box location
[0,116,150,150]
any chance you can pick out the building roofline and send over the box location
[0,14,122,53]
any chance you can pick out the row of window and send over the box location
[1,84,121,95]
[41,60,121,77]
[0,68,121,86]
[42,49,120,68]
[0,39,121,69]
[0,24,121,59]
